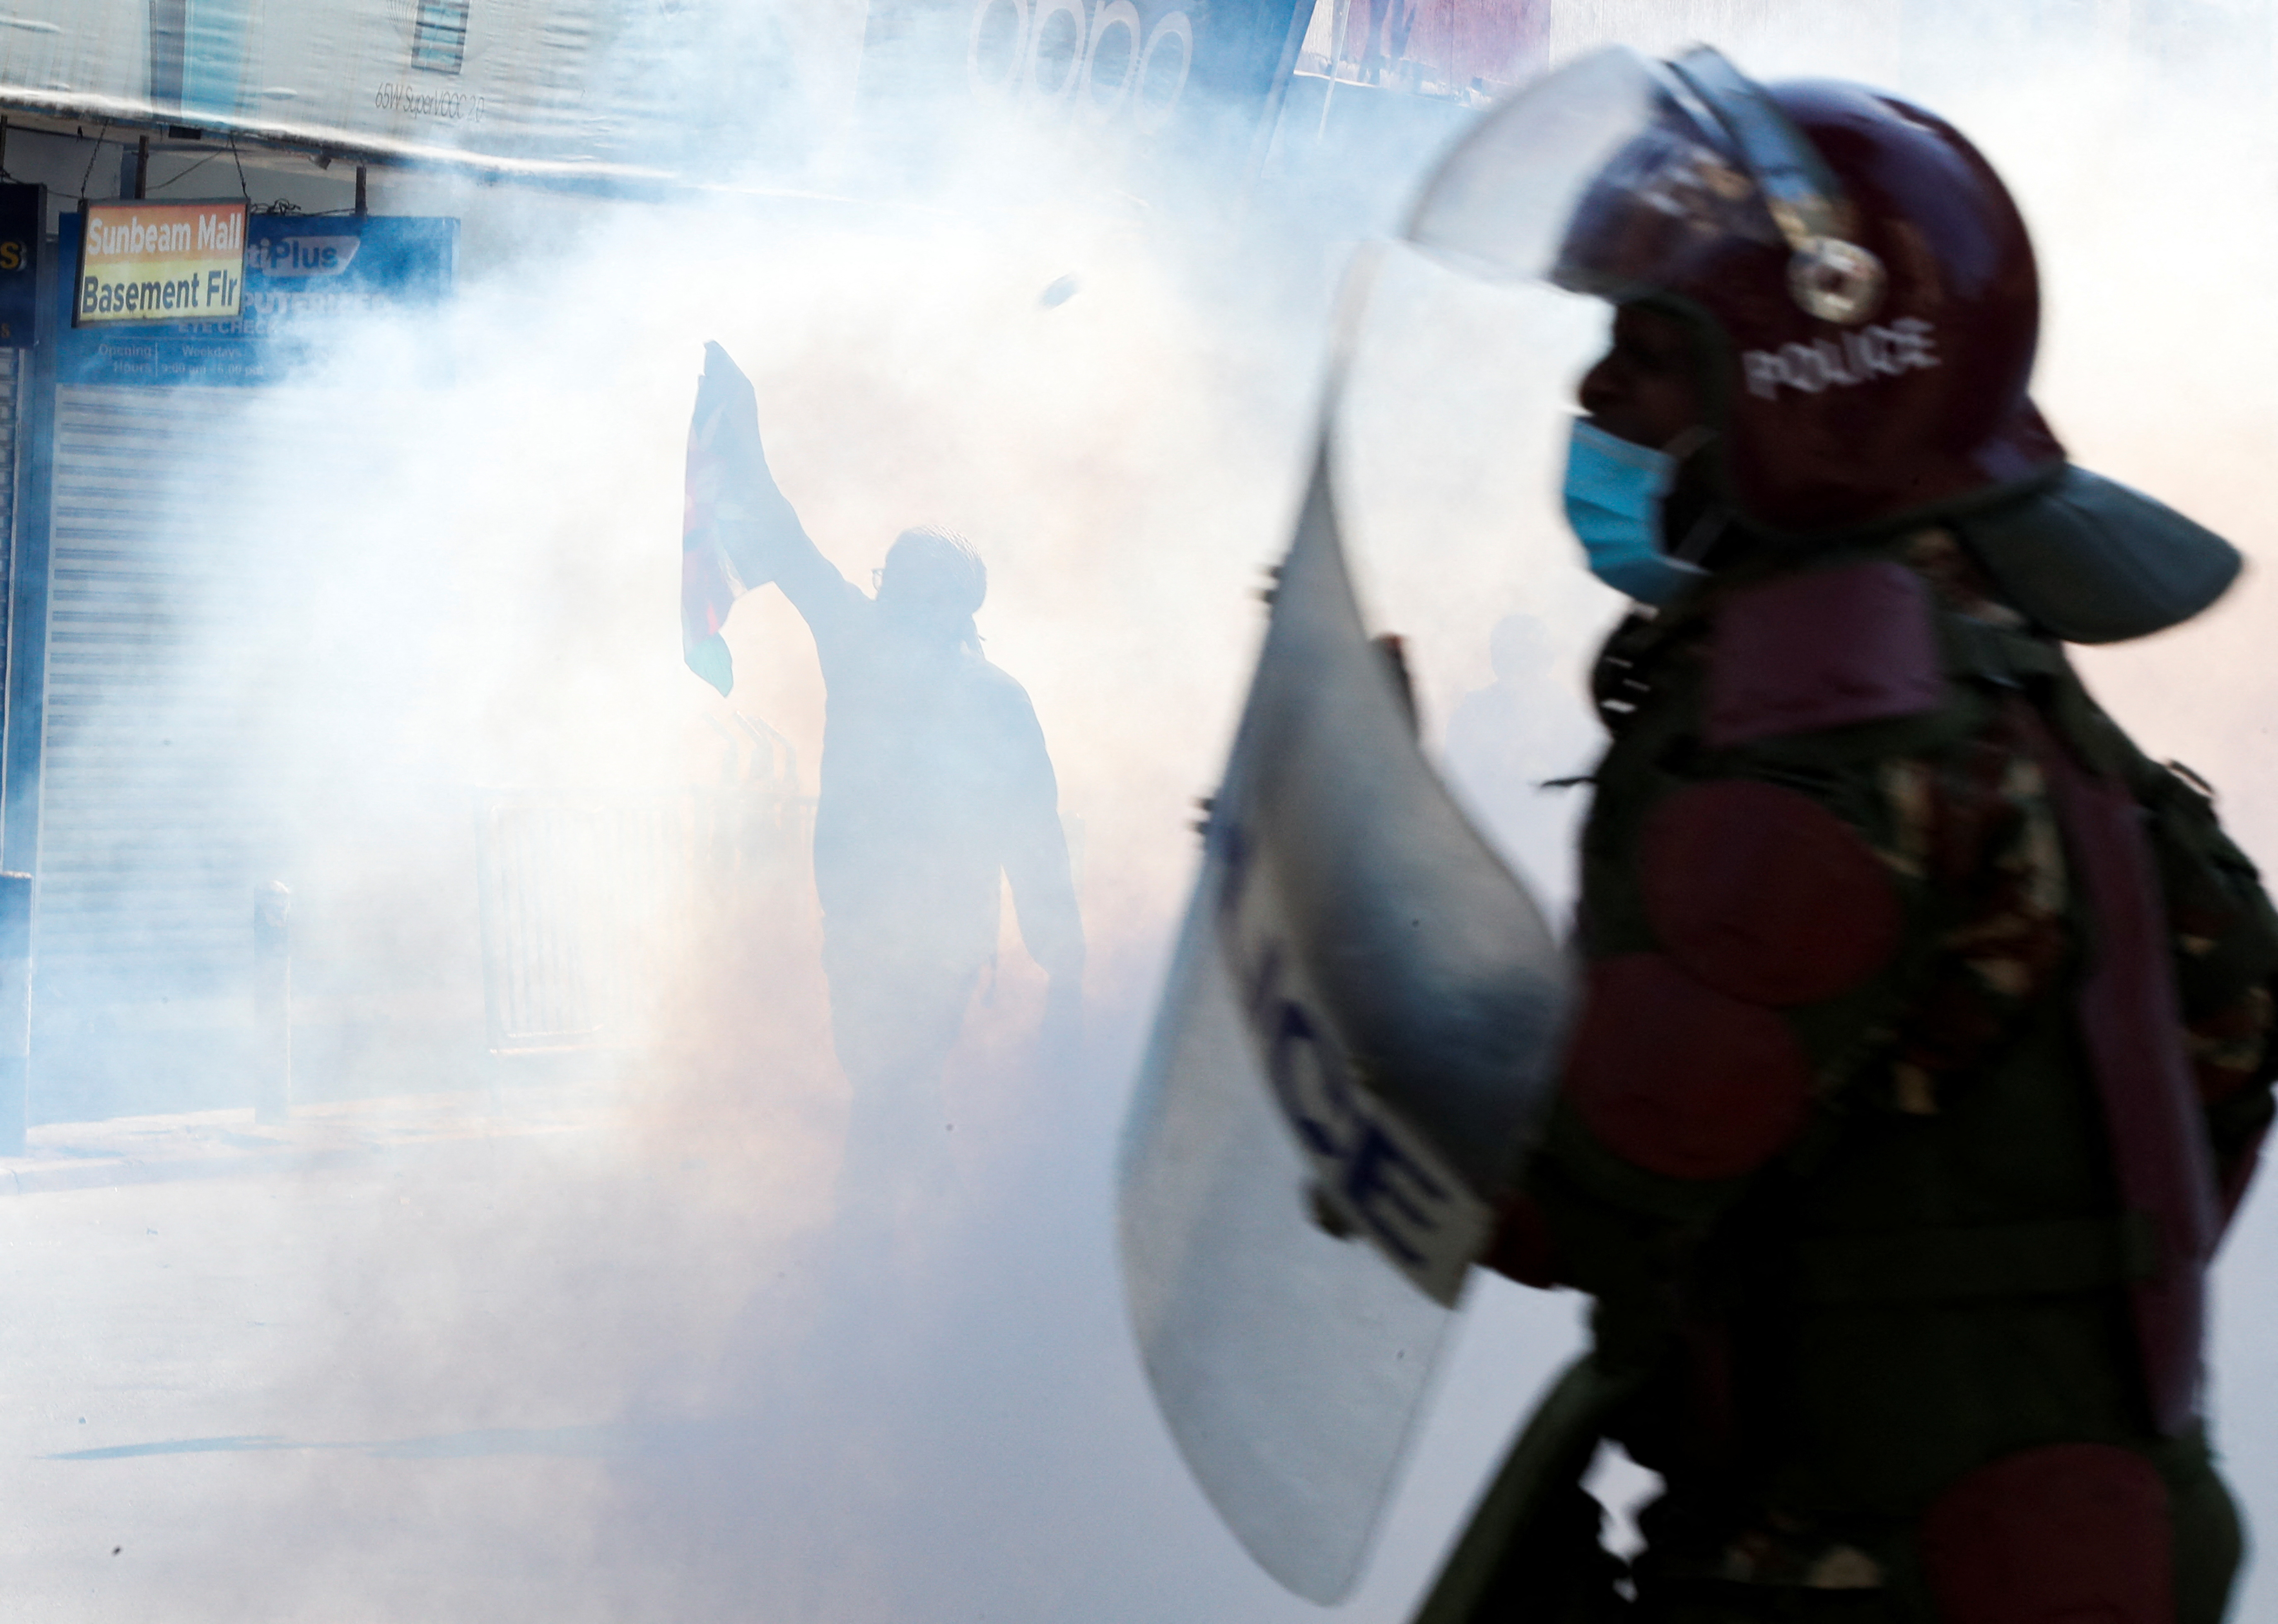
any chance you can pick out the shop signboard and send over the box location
[857,0,1311,155]
[73,201,249,328]
[56,212,457,386]
[0,184,37,348]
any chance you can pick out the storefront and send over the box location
[19,203,456,1119]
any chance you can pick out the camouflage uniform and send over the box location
[1492,531,2276,1623]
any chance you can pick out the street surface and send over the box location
[0,1076,2271,1624]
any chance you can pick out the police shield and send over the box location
[1118,443,1570,1603]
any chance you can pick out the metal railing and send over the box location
[473,775,813,1055]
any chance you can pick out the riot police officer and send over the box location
[1409,46,2278,1624]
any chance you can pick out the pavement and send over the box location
[0,1086,615,1197]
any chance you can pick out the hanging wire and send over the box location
[76,121,112,203]
[150,150,220,193]
[229,133,251,204]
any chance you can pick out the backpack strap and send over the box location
[2014,697,2218,1436]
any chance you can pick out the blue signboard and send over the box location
[56,212,457,386]
[852,0,1311,184]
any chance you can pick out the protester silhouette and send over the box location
[693,350,1083,1224]
[783,524,1083,1099]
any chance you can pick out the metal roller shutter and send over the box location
[36,382,354,1117]
[0,350,21,721]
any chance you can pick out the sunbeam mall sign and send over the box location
[61,204,455,386]
[74,202,247,324]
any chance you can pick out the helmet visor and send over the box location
[1404,46,1782,300]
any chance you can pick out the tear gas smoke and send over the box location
[5,1,2276,1619]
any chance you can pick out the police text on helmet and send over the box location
[1742,318,1938,400]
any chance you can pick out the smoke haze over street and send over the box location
[0,2,2272,1619]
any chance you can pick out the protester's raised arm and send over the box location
[702,342,863,635]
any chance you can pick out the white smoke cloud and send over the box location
[9,2,2278,1618]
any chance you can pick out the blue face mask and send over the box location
[1561,419,1708,607]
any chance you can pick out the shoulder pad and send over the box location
[1563,953,1812,1180]
[1706,560,1944,748]
[1641,779,1901,1006]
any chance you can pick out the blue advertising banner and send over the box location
[853,0,1313,180]
[56,212,457,386]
